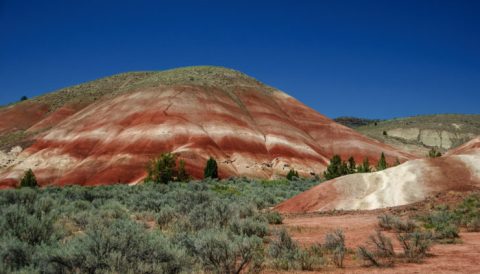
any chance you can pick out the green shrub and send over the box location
[422,207,459,242]
[194,230,263,274]
[156,206,178,229]
[0,237,31,271]
[397,231,432,263]
[357,231,394,267]
[324,230,346,268]
[377,214,399,230]
[48,219,189,273]
[0,178,319,273]
[230,218,269,238]
[264,211,283,224]
[393,218,418,233]
[268,229,299,270]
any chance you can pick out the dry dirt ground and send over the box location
[267,210,480,273]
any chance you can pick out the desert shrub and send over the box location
[230,218,269,238]
[268,229,300,270]
[422,207,459,242]
[455,194,480,228]
[19,169,38,188]
[97,200,129,220]
[357,231,394,267]
[377,214,399,230]
[0,237,31,271]
[47,219,189,273]
[264,211,283,224]
[467,217,480,232]
[0,177,320,273]
[188,201,234,231]
[1,205,61,246]
[156,206,178,229]
[194,230,263,274]
[324,230,346,268]
[397,231,432,263]
[393,218,418,233]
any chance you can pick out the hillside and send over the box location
[339,114,480,156]
[276,137,480,212]
[0,66,413,187]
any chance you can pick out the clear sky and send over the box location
[0,0,479,119]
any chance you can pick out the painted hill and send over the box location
[0,66,413,188]
[346,114,480,157]
[276,137,480,213]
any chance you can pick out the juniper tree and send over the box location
[286,169,299,180]
[357,158,372,173]
[204,157,218,179]
[20,169,38,188]
[347,156,356,174]
[376,152,388,171]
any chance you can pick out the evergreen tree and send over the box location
[347,156,356,174]
[376,152,388,171]
[20,95,28,101]
[324,155,345,180]
[286,169,299,180]
[20,169,38,188]
[357,158,371,173]
[204,157,218,179]
[177,159,190,182]
[146,153,177,184]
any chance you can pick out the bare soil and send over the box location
[269,197,480,273]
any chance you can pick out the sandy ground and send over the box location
[268,212,480,273]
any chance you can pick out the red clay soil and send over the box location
[446,137,480,156]
[269,212,480,273]
[0,84,414,187]
[0,102,50,134]
[276,143,480,213]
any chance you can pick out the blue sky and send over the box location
[0,0,479,119]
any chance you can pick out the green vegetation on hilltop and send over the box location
[334,116,381,128]
[1,66,276,113]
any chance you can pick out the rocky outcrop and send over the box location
[386,127,475,150]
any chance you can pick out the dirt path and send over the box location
[270,213,480,273]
